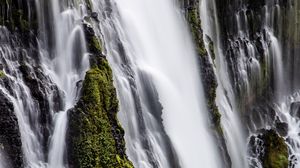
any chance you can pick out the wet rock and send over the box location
[91,12,99,21]
[83,23,95,37]
[275,122,288,137]
[290,102,300,119]
[0,91,24,167]
[258,129,288,168]
[19,63,64,153]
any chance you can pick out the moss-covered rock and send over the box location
[181,0,223,136]
[67,57,133,168]
[260,129,289,168]
[185,3,207,56]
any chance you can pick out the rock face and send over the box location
[0,91,24,168]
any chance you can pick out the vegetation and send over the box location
[0,71,5,78]
[184,0,223,134]
[68,58,133,168]
[186,7,207,56]
[261,130,289,168]
[68,20,133,167]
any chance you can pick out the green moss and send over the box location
[68,58,133,168]
[208,40,216,61]
[261,130,288,168]
[184,1,223,135]
[186,8,207,56]
[90,36,102,53]
[0,71,5,78]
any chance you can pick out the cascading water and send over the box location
[2,0,300,168]
[0,0,89,167]
[0,26,48,167]
[88,0,221,167]
[200,0,249,167]
[41,1,90,167]
[201,0,300,167]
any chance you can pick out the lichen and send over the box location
[68,57,133,168]
[261,130,289,168]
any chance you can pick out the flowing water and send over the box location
[2,0,300,168]
[200,0,249,167]
[0,0,89,167]
[89,0,221,167]
[42,1,90,167]
[201,0,300,167]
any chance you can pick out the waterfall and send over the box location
[88,0,221,167]
[43,1,89,167]
[201,0,300,167]
[0,0,89,167]
[200,0,249,167]
[2,0,300,168]
[0,26,47,167]
[38,1,90,167]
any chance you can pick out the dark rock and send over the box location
[83,23,95,37]
[0,91,24,167]
[91,12,99,21]
[257,129,288,168]
[275,122,288,137]
[290,102,300,119]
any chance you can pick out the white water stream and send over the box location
[41,1,90,167]
[2,0,297,168]
[200,0,249,167]
[89,0,221,167]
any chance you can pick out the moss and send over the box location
[208,40,216,61]
[186,8,207,56]
[0,71,5,78]
[183,0,223,135]
[68,58,133,168]
[89,36,102,54]
[261,130,288,168]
